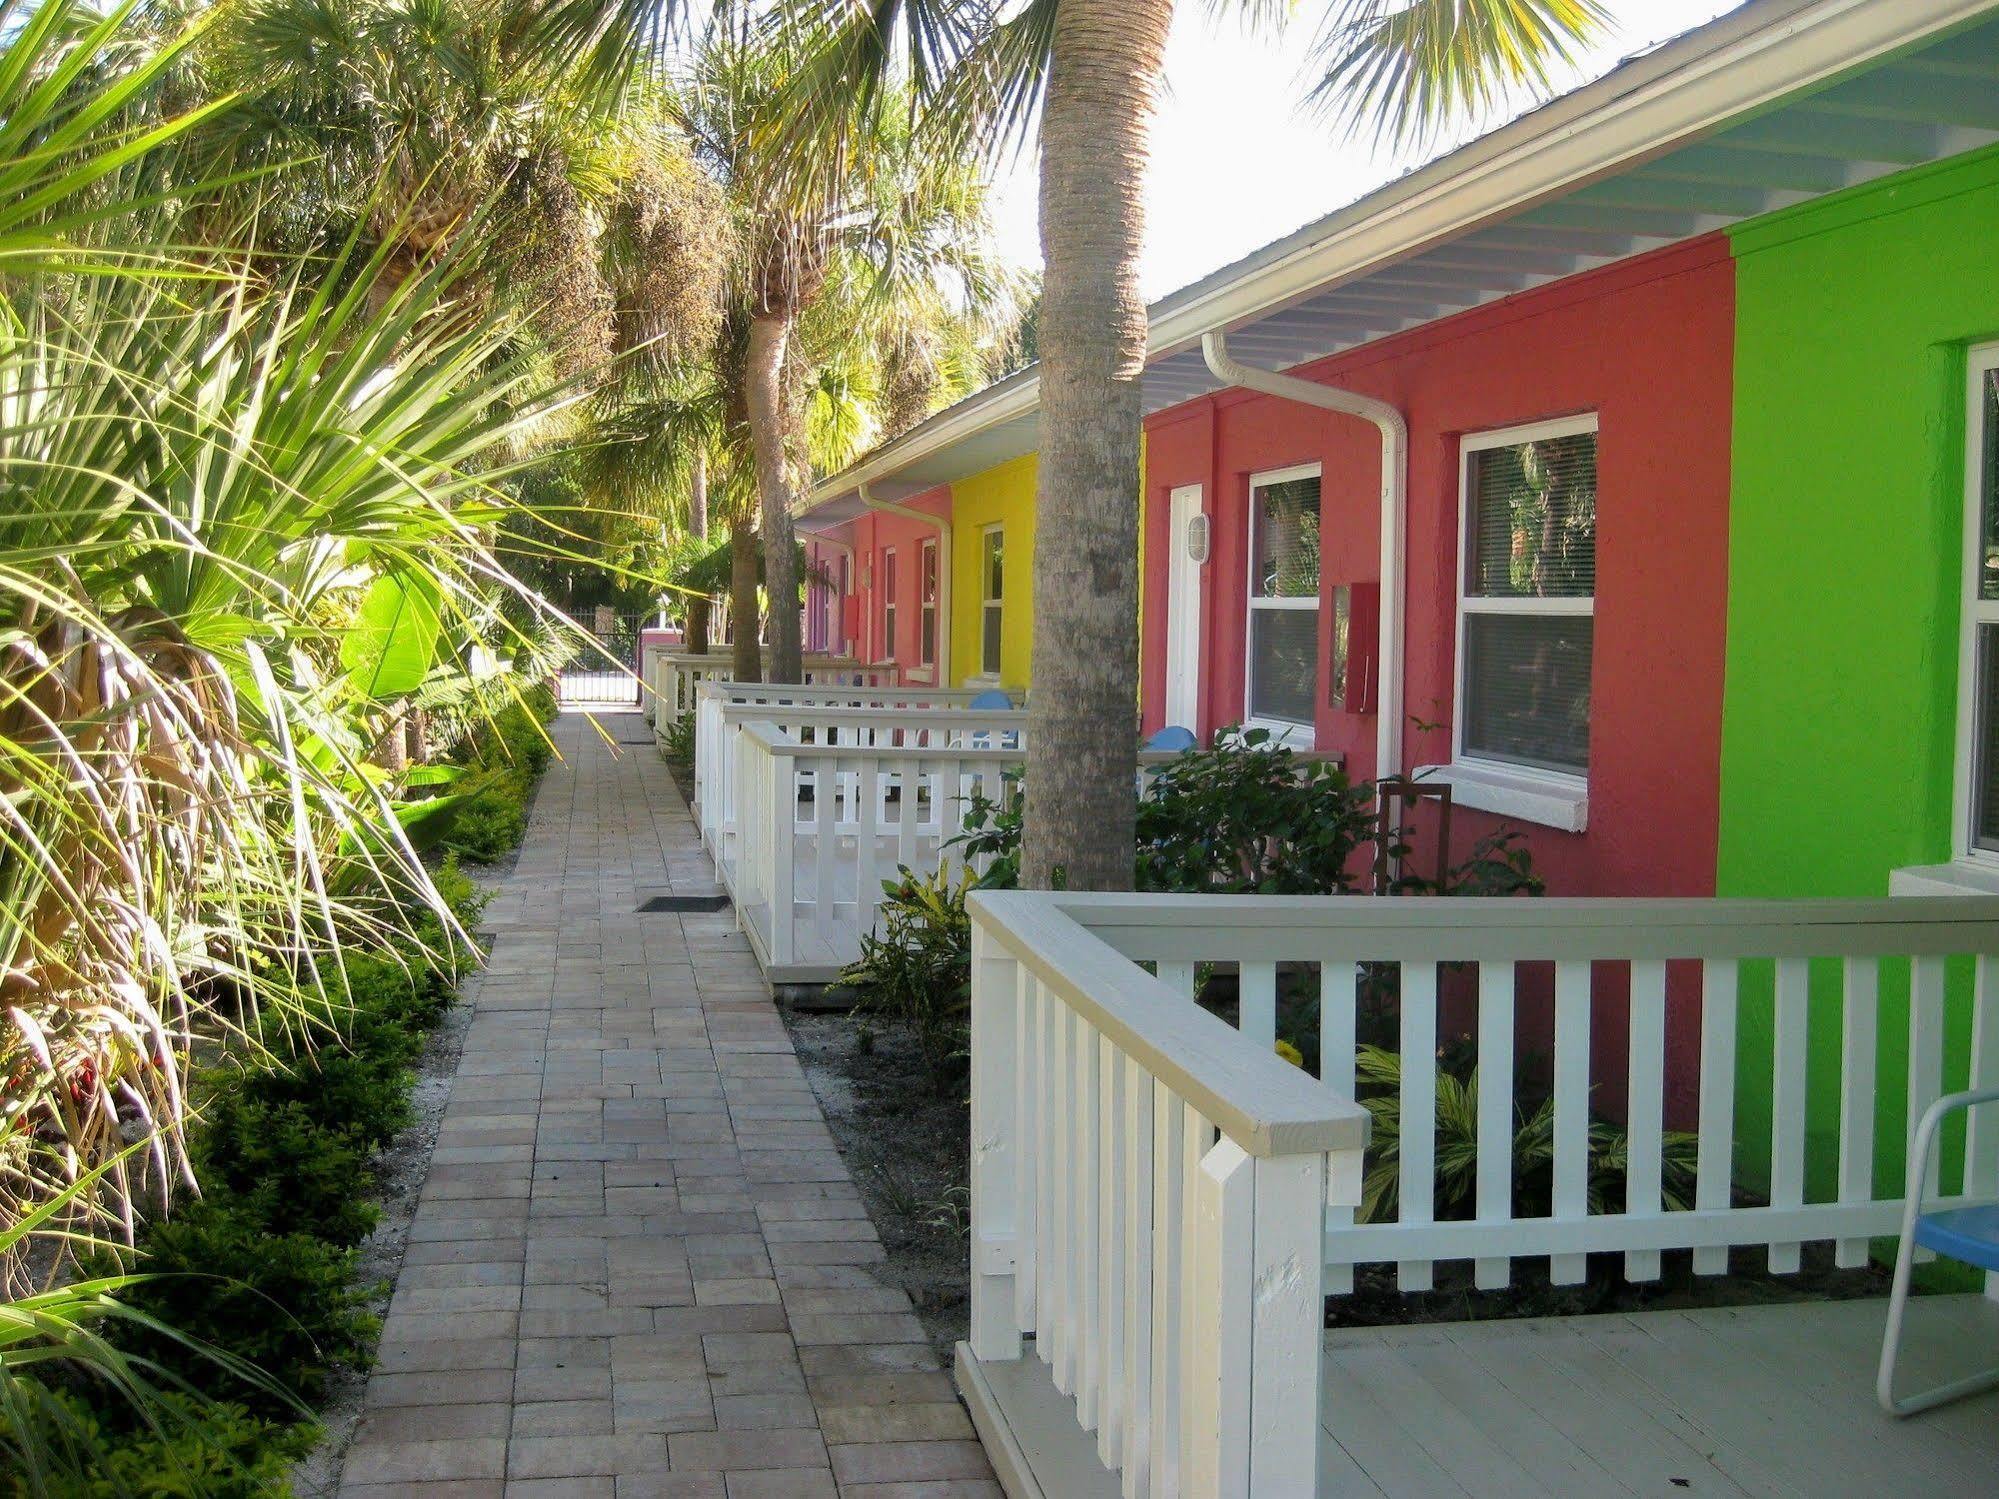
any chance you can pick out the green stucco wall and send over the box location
[1720,146,1999,1199]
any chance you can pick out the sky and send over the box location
[986,1,1748,302]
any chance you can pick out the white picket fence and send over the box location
[724,717,1027,981]
[965,891,1370,1497]
[691,679,1020,859]
[962,889,1999,1495]
[648,651,898,734]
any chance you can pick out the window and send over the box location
[1959,346,1999,857]
[882,549,898,659]
[980,526,1004,677]
[920,539,938,667]
[1244,465,1322,729]
[1455,416,1598,779]
[838,554,851,653]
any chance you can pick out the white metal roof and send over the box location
[802,0,1999,526]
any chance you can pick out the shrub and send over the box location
[0,1391,314,1499]
[846,865,976,1068]
[446,770,532,862]
[660,710,696,771]
[189,1091,384,1246]
[106,1203,377,1416]
[1351,1043,1698,1225]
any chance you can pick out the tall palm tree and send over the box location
[778,0,1609,888]
[670,13,1016,681]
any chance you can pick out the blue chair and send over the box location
[1877,1085,1999,1414]
[1144,725,1197,754]
[966,688,1017,750]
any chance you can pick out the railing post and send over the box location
[1183,1140,1332,1499]
[968,918,1022,1361]
[769,738,796,968]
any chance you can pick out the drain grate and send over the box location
[637,893,731,914]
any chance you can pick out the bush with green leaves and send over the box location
[0,1391,314,1499]
[845,866,977,1069]
[1351,1043,1698,1226]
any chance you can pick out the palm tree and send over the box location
[775,0,1609,888]
[669,13,1017,681]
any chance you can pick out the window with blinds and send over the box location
[1964,350,1999,853]
[1457,419,1597,777]
[920,540,938,667]
[1246,467,1322,728]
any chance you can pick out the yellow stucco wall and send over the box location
[943,438,1150,691]
[948,451,1038,688]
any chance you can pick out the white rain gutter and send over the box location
[1202,332,1407,782]
[859,480,951,685]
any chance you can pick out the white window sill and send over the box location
[1888,860,1999,897]
[1414,762,1588,833]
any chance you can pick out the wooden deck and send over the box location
[1319,1295,1999,1497]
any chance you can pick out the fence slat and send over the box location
[856,757,881,938]
[1148,1084,1183,1499]
[1912,954,1948,1194]
[1177,1105,1209,1493]
[1970,956,1999,1202]
[1551,959,1592,1285]
[1050,1003,1075,1394]
[1769,956,1810,1274]
[1475,960,1516,1290]
[1321,961,1359,1296]
[1035,982,1058,1355]
[1122,1055,1154,1497]
[1693,958,1737,1276]
[1835,956,1879,1268]
[1398,962,1437,1292]
[1075,1015,1102,1432]
[1015,971,1040,1330]
[1625,959,1667,1283]
[1096,1031,1125,1468]
[812,755,836,946]
[1157,962,1196,1002]
[1240,961,1277,1053]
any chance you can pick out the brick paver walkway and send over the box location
[340,709,996,1498]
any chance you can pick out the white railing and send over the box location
[694,683,1025,862]
[649,651,898,733]
[964,890,1999,1495]
[1022,893,1999,1294]
[965,891,1370,1497]
[725,718,1026,978]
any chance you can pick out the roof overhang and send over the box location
[801,0,1999,529]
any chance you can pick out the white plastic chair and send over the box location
[1876,1086,1999,1415]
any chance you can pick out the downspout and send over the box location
[858,480,952,686]
[1200,331,1408,784]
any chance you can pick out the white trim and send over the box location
[1451,414,1599,781]
[1955,343,1999,865]
[1243,463,1324,733]
[1165,484,1205,731]
[882,546,898,662]
[1890,860,1999,898]
[1415,761,1589,834]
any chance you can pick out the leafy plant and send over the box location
[1351,1044,1698,1226]
[844,865,977,1069]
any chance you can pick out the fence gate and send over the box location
[558,608,644,704]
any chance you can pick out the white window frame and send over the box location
[1242,462,1323,744]
[1953,344,1999,868]
[979,524,1004,681]
[919,538,939,668]
[1428,414,1598,831]
[881,547,898,661]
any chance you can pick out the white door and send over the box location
[1165,484,1204,730]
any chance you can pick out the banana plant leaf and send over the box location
[342,572,443,701]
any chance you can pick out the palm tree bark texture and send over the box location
[1022,0,1174,891]
[747,306,804,682]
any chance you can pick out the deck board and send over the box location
[1321,1297,1999,1498]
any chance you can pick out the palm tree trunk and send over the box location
[746,309,803,683]
[730,522,761,682]
[1021,0,1173,891]
[689,445,708,542]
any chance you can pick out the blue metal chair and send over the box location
[1144,725,1198,753]
[967,689,1013,710]
[1877,1086,1999,1415]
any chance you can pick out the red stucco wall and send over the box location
[844,487,951,682]
[1142,235,1736,905]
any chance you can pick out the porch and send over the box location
[959,889,1999,1496]
[970,1293,1999,1497]
[647,649,901,734]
